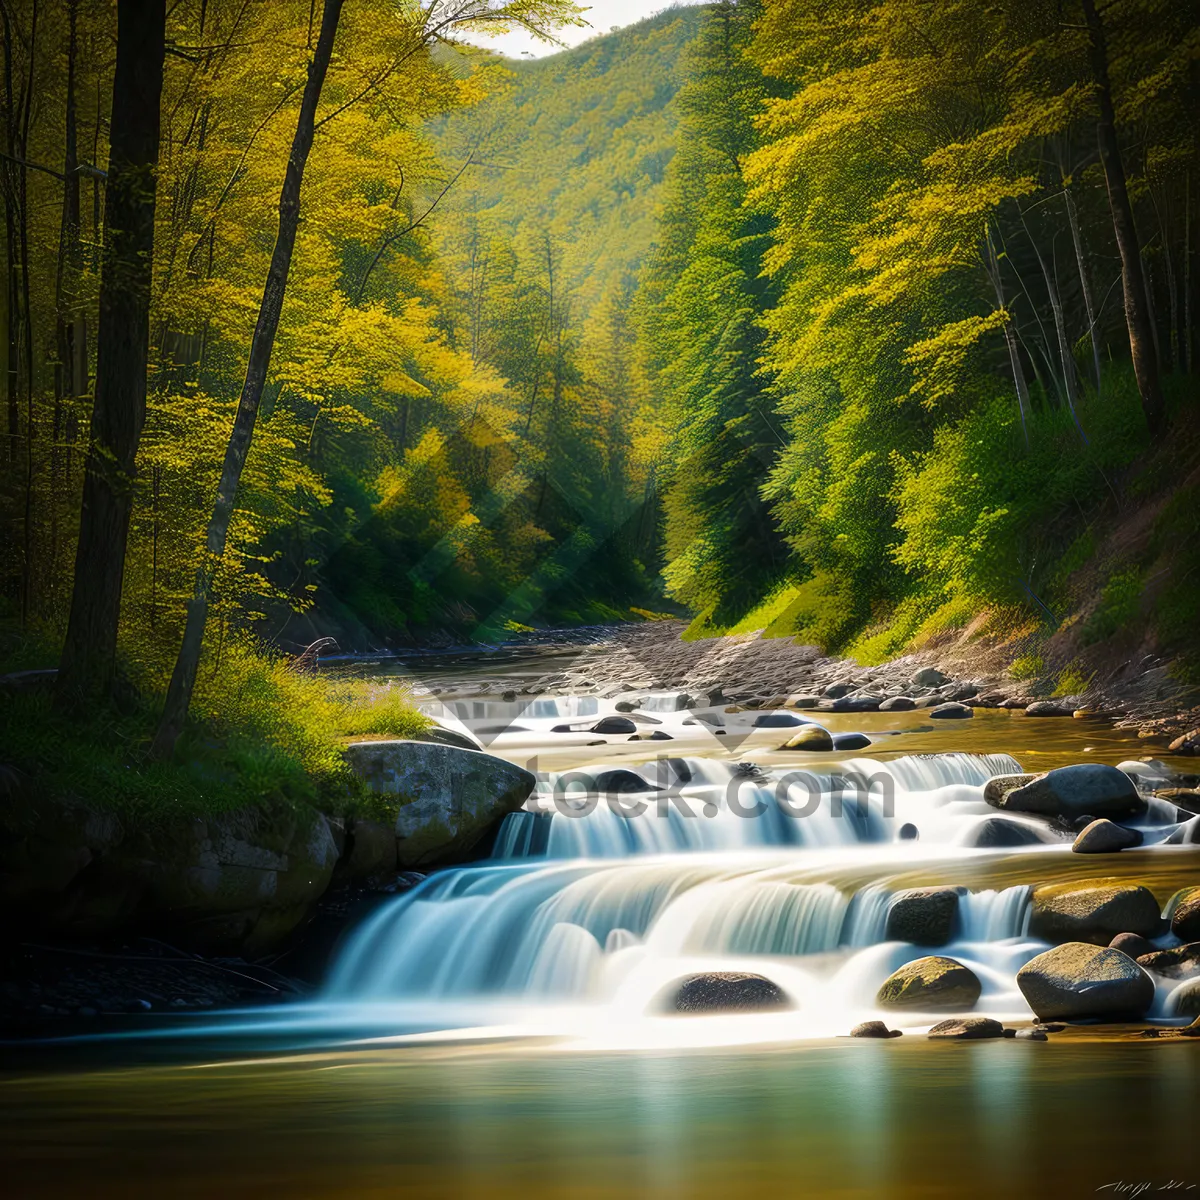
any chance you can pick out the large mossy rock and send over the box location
[343,740,535,868]
[885,887,960,945]
[1016,942,1155,1021]
[1029,882,1161,944]
[986,764,1142,821]
[663,972,791,1014]
[876,956,981,1011]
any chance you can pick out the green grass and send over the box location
[0,626,429,824]
[1081,567,1143,645]
[1009,653,1045,681]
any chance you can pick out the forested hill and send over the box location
[433,7,706,320]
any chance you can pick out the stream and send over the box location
[4,643,1200,1197]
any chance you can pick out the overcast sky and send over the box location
[466,0,689,59]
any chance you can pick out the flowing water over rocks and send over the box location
[5,635,1200,1197]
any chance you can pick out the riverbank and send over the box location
[516,619,1200,746]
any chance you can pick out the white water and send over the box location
[313,692,1192,1047]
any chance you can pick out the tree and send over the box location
[152,0,583,755]
[1080,0,1164,433]
[55,0,165,707]
[151,0,345,756]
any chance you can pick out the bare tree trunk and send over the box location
[55,0,166,708]
[52,0,84,591]
[1,0,18,462]
[152,0,345,757]
[1063,183,1103,394]
[1185,169,1193,375]
[986,226,1030,446]
[1022,211,1085,440]
[1081,0,1165,433]
[18,0,38,623]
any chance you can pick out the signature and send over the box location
[1096,1184,1196,1197]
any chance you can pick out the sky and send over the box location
[466,0,686,59]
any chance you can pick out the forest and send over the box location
[1,0,1199,805]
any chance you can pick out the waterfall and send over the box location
[496,752,1023,860]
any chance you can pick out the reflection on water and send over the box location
[3,1039,1198,1198]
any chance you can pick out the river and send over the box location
[3,645,1200,1197]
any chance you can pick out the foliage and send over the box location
[1010,654,1046,681]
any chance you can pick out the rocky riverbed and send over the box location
[501,620,1200,746]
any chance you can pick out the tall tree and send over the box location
[152,0,346,756]
[55,0,166,707]
[1080,0,1164,433]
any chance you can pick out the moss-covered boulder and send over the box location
[876,956,981,1011]
[1030,882,1162,944]
[1016,943,1155,1021]
[343,740,535,868]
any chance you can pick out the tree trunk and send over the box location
[152,0,345,758]
[1022,211,1085,441]
[1063,183,1103,394]
[55,0,166,708]
[1081,0,1165,433]
[1,0,18,462]
[52,0,84,587]
[986,226,1031,446]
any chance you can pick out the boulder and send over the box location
[911,667,949,688]
[966,816,1051,848]
[982,774,1037,808]
[415,725,484,752]
[1016,942,1155,1020]
[590,715,638,734]
[343,740,535,868]
[1071,819,1143,854]
[927,1017,1005,1040]
[831,695,882,713]
[885,887,960,945]
[1015,1028,1048,1041]
[876,956,981,1011]
[1025,701,1074,717]
[1136,943,1200,980]
[850,1020,902,1038]
[788,695,823,710]
[336,817,398,886]
[832,732,872,751]
[1029,882,1162,944]
[822,682,853,699]
[930,702,973,720]
[1170,887,1200,942]
[781,725,834,751]
[664,972,791,1014]
[898,823,920,841]
[1109,932,1156,959]
[879,696,916,712]
[988,764,1143,821]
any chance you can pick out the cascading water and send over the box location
[317,696,1186,1044]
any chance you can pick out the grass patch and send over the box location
[1052,661,1092,697]
[1009,653,1045,681]
[0,626,429,824]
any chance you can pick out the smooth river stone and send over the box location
[1016,943,1155,1021]
[876,956,981,1011]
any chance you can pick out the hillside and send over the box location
[433,6,707,319]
